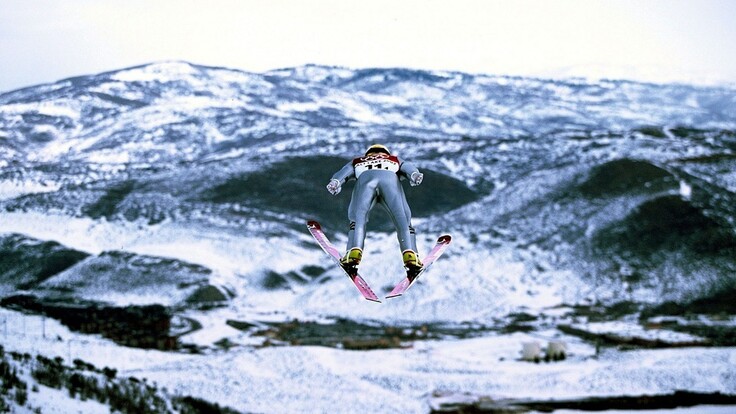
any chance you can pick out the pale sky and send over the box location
[1,0,736,92]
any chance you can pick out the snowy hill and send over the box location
[1,61,735,412]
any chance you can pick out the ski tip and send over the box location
[366,297,382,303]
[385,293,402,299]
[306,220,321,229]
[438,234,452,243]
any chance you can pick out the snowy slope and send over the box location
[1,308,735,413]
[1,59,734,323]
[1,61,735,412]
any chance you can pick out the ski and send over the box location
[386,234,452,299]
[306,220,381,303]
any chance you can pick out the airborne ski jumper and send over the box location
[326,144,424,272]
[309,144,451,300]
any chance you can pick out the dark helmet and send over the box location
[365,144,390,156]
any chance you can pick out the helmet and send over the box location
[365,144,390,156]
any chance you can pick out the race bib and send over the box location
[353,154,400,178]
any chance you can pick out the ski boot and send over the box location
[402,249,424,277]
[340,247,362,272]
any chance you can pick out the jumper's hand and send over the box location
[326,179,342,195]
[410,171,424,187]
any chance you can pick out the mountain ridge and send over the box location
[1,61,735,413]
[1,60,735,315]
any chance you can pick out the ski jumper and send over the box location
[330,153,420,253]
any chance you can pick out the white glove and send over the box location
[326,179,342,195]
[410,171,424,187]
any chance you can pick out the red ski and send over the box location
[306,220,381,302]
[386,234,452,299]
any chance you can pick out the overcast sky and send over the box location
[1,0,735,92]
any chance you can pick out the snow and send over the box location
[277,90,385,124]
[0,208,733,411]
[270,65,355,83]
[0,179,61,200]
[85,149,132,165]
[547,407,736,414]
[328,91,384,124]
[540,63,736,88]
[160,94,247,110]
[0,211,150,256]
[388,82,446,101]
[0,209,586,323]
[18,381,110,414]
[277,101,322,113]
[356,91,408,106]
[111,61,200,83]
[570,321,707,344]
[0,211,313,278]
[31,124,58,136]
[2,62,736,412]
[0,101,80,120]
[209,68,258,84]
[89,81,147,101]
[2,308,734,414]
[680,180,693,199]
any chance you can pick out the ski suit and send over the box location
[330,153,420,253]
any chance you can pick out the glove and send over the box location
[326,179,342,195]
[410,171,424,187]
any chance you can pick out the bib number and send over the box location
[353,154,400,178]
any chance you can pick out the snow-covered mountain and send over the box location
[1,61,735,412]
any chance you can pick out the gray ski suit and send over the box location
[328,152,422,253]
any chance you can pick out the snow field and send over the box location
[3,308,735,413]
[0,211,581,322]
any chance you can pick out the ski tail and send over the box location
[385,278,412,299]
[351,274,381,303]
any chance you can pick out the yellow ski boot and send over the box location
[340,247,362,271]
[402,249,424,274]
